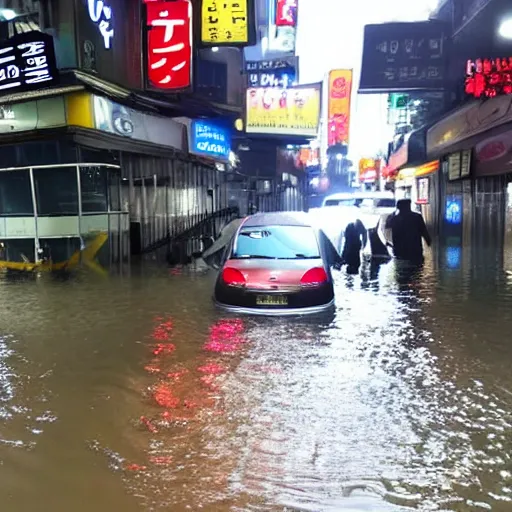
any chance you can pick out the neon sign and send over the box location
[465,58,512,98]
[145,0,192,90]
[87,0,114,50]
[0,31,58,93]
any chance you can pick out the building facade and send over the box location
[0,0,246,268]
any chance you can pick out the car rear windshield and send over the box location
[324,199,354,207]
[232,225,320,260]
[375,198,396,208]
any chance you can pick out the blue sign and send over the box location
[445,197,462,225]
[191,121,230,160]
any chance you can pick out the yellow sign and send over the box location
[201,0,249,45]
[245,86,321,137]
[327,69,353,145]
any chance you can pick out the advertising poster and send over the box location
[201,0,253,46]
[245,85,321,137]
[327,69,353,146]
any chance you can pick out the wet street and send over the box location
[1,245,512,511]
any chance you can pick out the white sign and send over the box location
[92,95,185,150]
[87,0,114,50]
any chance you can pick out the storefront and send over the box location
[0,92,226,266]
[386,125,440,228]
[426,94,512,267]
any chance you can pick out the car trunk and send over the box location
[227,258,324,292]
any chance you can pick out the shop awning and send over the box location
[0,70,242,120]
[387,124,430,174]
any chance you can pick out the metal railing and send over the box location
[140,206,240,257]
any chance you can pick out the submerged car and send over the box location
[212,212,341,316]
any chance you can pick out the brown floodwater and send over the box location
[1,234,512,511]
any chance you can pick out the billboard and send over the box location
[245,84,321,137]
[327,69,353,146]
[200,0,255,46]
[93,95,185,150]
[359,21,448,92]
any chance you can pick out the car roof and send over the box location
[241,211,313,228]
[324,191,394,201]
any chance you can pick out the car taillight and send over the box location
[221,267,246,287]
[300,267,328,287]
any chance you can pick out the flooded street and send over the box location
[1,245,512,511]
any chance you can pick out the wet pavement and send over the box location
[1,243,512,511]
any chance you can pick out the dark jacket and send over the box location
[385,210,431,263]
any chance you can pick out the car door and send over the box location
[318,229,343,270]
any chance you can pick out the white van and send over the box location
[322,191,396,216]
[316,191,396,254]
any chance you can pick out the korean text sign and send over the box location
[146,0,192,90]
[359,21,446,92]
[201,0,251,45]
[245,86,321,137]
[0,31,58,94]
[191,120,231,160]
[327,69,352,146]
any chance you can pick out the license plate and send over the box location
[256,294,288,306]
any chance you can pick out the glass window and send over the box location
[34,167,78,215]
[324,199,355,207]
[1,239,35,263]
[375,198,396,208]
[39,238,81,263]
[0,170,34,215]
[81,166,108,213]
[108,169,121,212]
[232,225,320,260]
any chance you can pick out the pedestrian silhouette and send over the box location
[385,199,431,264]
[341,219,367,274]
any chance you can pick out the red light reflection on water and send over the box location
[197,362,227,375]
[153,382,180,409]
[121,316,248,478]
[203,318,246,353]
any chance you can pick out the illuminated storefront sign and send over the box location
[201,0,251,46]
[146,0,192,90]
[275,0,297,27]
[358,158,379,183]
[0,31,58,93]
[327,69,352,146]
[87,0,114,49]
[465,58,512,98]
[191,120,230,160]
[245,85,321,137]
[245,57,297,88]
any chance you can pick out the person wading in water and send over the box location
[385,198,431,264]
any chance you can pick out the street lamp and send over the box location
[498,18,512,39]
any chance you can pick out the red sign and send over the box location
[146,1,192,90]
[275,0,297,27]
[328,116,349,146]
[465,58,512,98]
[475,132,512,162]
